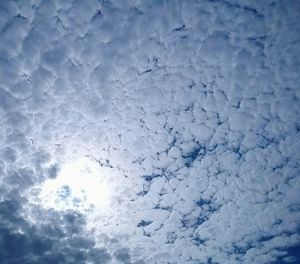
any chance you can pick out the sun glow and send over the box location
[38,157,110,212]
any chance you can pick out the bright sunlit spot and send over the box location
[38,157,110,212]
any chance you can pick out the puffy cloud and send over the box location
[0,0,299,263]
[0,199,113,264]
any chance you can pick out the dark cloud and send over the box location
[0,198,112,264]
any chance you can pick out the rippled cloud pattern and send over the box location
[0,0,299,263]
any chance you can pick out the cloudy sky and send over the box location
[0,0,300,263]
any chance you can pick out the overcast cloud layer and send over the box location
[0,0,300,263]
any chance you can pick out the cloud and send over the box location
[0,0,299,263]
[0,198,113,264]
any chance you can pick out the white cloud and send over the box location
[0,0,299,263]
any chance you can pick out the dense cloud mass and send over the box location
[0,0,300,263]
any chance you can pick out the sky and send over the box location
[0,0,300,263]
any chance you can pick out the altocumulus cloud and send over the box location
[0,0,300,263]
